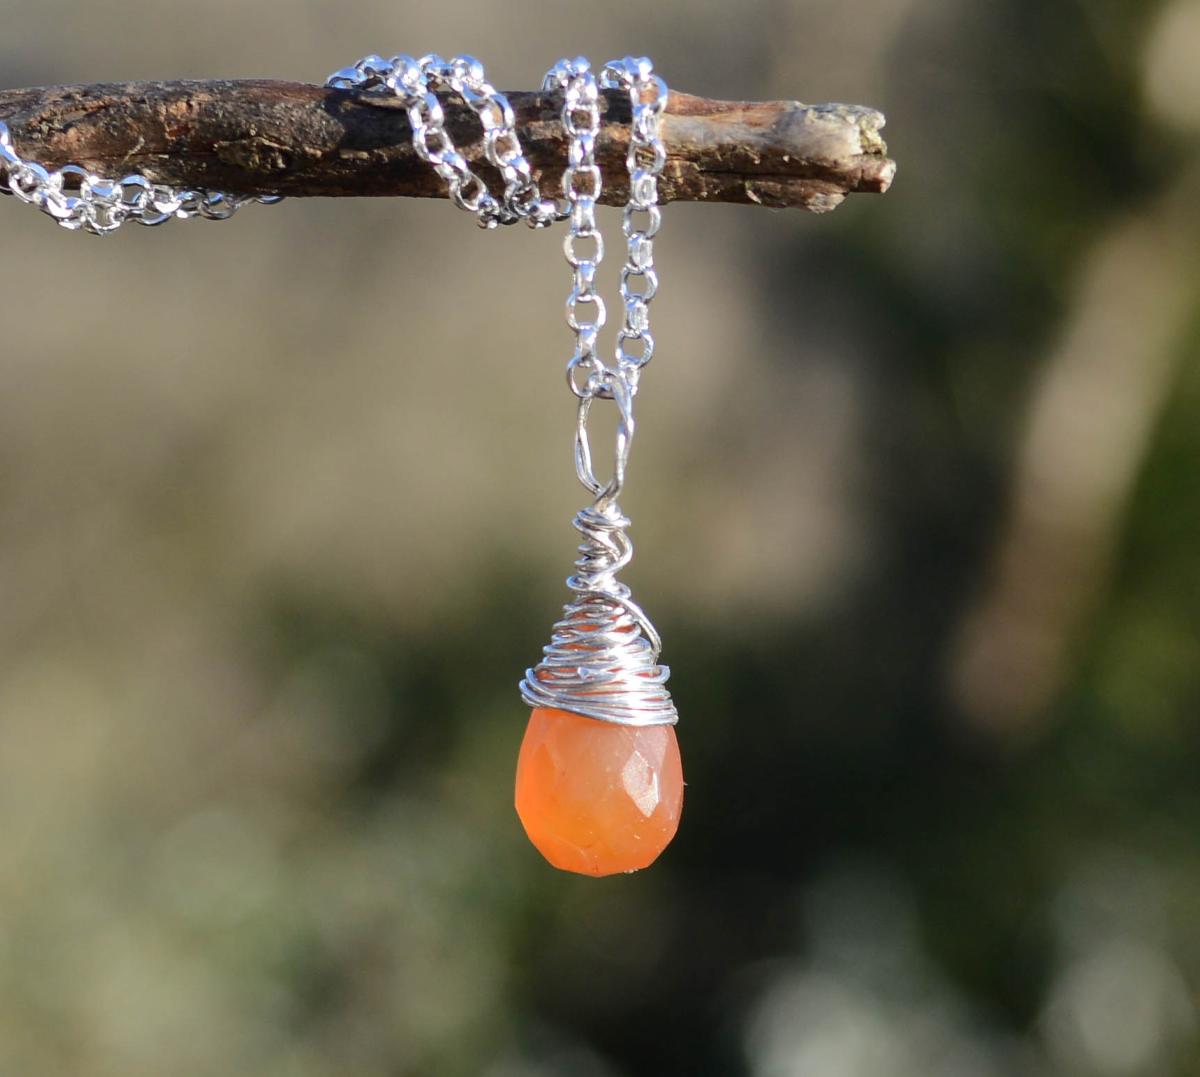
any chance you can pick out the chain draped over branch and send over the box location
[0,79,894,214]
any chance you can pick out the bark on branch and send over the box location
[0,79,895,214]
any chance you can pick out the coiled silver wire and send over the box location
[519,502,676,727]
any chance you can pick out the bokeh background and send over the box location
[2,1,1200,1074]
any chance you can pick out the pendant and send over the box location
[517,502,682,876]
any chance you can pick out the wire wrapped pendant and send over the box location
[516,502,683,877]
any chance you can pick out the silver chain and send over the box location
[0,119,281,235]
[0,51,567,235]
[544,56,668,508]
[606,58,667,394]
[0,53,668,504]
[0,47,670,535]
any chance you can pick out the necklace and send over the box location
[1,51,681,877]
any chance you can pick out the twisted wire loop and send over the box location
[520,501,677,727]
[522,56,676,730]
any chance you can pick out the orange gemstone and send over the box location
[514,707,683,877]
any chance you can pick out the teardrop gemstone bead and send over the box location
[515,706,683,876]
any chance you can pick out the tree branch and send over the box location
[0,79,895,214]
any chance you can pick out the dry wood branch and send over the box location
[0,79,894,214]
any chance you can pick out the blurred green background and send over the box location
[3,1,1200,1074]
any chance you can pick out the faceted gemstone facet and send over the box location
[515,707,683,876]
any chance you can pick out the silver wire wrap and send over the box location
[520,502,676,726]
[520,57,678,729]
